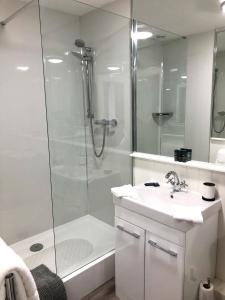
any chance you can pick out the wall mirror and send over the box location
[132,0,225,164]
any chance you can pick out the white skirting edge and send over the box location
[63,250,115,300]
[214,278,225,300]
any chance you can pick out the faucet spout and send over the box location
[165,171,188,195]
[165,171,180,186]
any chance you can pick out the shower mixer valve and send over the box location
[94,119,118,128]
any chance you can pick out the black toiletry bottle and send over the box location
[174,149,188,162]
[180,148,192,161]
[179,149,188,162]
[174,149,179,161]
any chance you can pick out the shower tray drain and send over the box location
[30,243,44,252]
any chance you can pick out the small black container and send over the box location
[180,148,192,161]
[174,149,179,161]
[179,149,188,162]
[174,149,188,162]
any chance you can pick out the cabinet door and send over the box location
[145,232,184,300]
[115,217,145,300]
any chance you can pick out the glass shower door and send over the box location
[39,0,132,278]
[39,1,89,277]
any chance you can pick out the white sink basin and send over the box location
[113,184,222,231]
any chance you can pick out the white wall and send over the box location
[185,31,214,162]
[133,157,225,282]
[101,0,130,18]
[0,1,53,244]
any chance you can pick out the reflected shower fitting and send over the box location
[212,68,225,134]
[71,39,117,158]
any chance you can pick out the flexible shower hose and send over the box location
[90,117,106,158]
[214,119,225,134]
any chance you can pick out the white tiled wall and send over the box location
[0,1,53,244]
[133,157,225,281]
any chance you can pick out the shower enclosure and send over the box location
[0,0,132,290]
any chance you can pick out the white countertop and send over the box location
[113,184,222,232]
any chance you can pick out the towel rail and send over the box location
[5,273,16,300]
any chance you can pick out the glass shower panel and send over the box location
[0,0,56,273]
[39,0,88,278]
[39,0,132,278]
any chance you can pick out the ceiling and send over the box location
[39,0,94,16]
[0,0,121,23]
[2,0,223,37]
[39,0,116,16]
[39,0,130,18]
[137,22,180,49]
[133,0,225,36]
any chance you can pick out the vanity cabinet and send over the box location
[145,232,184,300]
[115,217,145,300]
[115,205,219,300]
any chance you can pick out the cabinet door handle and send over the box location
[116,225,141,239]
[148,240,178,257]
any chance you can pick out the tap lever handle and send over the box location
[180,180,188,189]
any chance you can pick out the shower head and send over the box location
[72,39,94,61]
[71,51,83,60]
[75,39,85,48]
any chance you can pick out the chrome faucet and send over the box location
[165,171,188,195]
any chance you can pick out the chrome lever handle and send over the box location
[148,240,178,257]
[117,225,140,239]
[180,180,188,188]
[167,178,175,185]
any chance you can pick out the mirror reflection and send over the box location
[135,21,187,157]
[212,33,225,138]
[134,5,225,164]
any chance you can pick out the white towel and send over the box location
[172,204,203,223]
[111,184,139,201]
[0,237,40,300]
